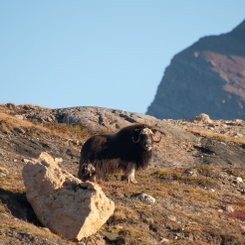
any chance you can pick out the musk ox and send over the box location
[77,123,162,183]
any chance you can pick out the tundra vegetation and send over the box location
[0,104,244,244]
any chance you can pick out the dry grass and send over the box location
[197,165,221,179]
[0,176,24,193]
[101,167,235,243]
[113,205,139,222]
[42,122,90,139]
[153,168,218,189]
[0,217,62,242]
[0,110,89,142]
[0,104,244,244]
[0,112,34,131]
[225,168,245,179]
[0,203,7,213]
[1,164,244,244]
[187,127,245,144]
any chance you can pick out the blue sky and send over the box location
[1,1,245,113]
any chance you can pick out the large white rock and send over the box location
[22,152,115,241]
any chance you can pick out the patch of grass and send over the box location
[0,120,11,133]
[120,223,152,245]
[0,203,7,212]
[181,184,217,204]
[153,168,218,189]
[0,110,89,144]
[196,165,221,179]
[0,218,62,242]
[0,176,24,193]
[0,112,35,131]
[187,127,245,144]
[183,175,217,188]
[225,168,245,179]
[153,168,182,180]
[41,122,90,140]
[112,205,139,223]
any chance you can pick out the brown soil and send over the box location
[0,104,244,244]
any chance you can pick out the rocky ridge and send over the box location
[0,103,244,244]
[147,20,245,120]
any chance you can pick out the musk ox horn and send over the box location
[132,134,140,143]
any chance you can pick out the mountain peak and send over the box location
[147,20,245,119]
[230,19,245,41]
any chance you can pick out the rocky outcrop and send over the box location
[55,106,158,133]
[147,20,245,120]
[1,103,245,244]
[6,104,244,167]
[11,104,200,167]
[22,152,115,241]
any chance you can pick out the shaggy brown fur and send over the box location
[78,123,161,183]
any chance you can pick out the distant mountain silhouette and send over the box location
[147,20,245,119]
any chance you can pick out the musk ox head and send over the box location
[132,126,161,151]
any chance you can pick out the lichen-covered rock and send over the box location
[22,152,115,241]
[194,113,212,124]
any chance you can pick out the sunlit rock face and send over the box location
[23,152,115,241]
[147,20,245,120]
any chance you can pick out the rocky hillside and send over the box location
[0,103,244,244]
[147,20,245,120]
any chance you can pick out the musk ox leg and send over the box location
[124,163,138,184]
[78,163,97,182]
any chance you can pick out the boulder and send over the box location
[194,113,212,124]
[22,152,115,241]
[131,193,156,204]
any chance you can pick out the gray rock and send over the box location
[14,127,26,134]
[22,152,115,241]
[238,187,245,195]
[56,106,157,133]
[194,113,212,124]
[183,168,198,177]
[131,193,156,204]
[225,205,234,213]
[160,238,170,243]
[15,115,25,120]
[12,104,245,168]
[166,214,177,222]
[22,159,31,164]
[236,177,243,183]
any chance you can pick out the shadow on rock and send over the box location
[0,188,41,226]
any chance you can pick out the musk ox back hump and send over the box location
[80,135,111,162]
